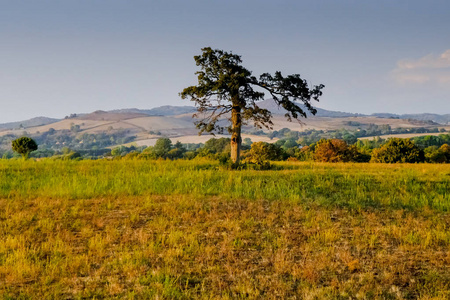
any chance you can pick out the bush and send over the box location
[371,138,424,163]
[425,144,450,163]
[293,145,314,161]
[314,139,349,162]
[204,138,231,154]
[314,139,367,162]
[243,142,284,165]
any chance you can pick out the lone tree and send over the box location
[12,137,38,159]
[180,47,324,164]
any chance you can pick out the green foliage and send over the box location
[64,151,82,160]
[167,148,184,160]
[183,151,197,160]
[204,138,231,154]
[354,137,385,153]
[111,145,128,157]
[242,137,252,147]
[371,138,424,163]
[243,142,284,165]
[292,145,314,161]
[139,138,186,160]
[281,138,298,149]
[153,138,172,158]
[412,134,450,148]
[1,150,15,159]
[11,137,38,159]
[425,144,450,163]
[111,145,145,158]
[31,129,136,152]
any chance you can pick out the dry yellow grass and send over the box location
[1,195,449,299]
[0,160,449,299]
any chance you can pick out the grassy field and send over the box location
[0,159,449,299]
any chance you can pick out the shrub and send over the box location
[371,138,424,163]
[293,145,314,161]
[313,139,365,162]
[425,144,450,163]
[314,139,348,162]
[243,142,284,165]
[204,138,231,154]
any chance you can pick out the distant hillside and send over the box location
[111,100,363,119]
[1,103,449,154]
[109,106,196,116]
[255,99,450,124]
[372,113,450,125]
[254,99,364,118]
[1,102,449,136]
[0,117,60,130]
[77,110,149,121]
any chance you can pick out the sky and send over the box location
[0,0,450,123]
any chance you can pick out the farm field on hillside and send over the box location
[0,160,449,299]
[359,130,450,141]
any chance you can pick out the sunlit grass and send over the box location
[0,159,449,298]
[0,159,449,211]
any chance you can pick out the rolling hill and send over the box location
[0,116,60,130]
[0,100,449,151]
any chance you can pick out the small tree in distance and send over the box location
[12,137,38,159]
[153,138,172,158]
[180,47,324,164]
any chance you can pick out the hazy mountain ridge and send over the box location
[108,105,196,116]
[372,113,450,124]
[252,99,450,123]
[0,117,60,130]
[1,101,449,131]
[254,99,364,118]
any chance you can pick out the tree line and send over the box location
[85,135,450,164]
[4,134,450,165]
[130,136,449,165]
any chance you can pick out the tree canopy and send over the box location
[12,137,38,159]
[180,47,324,164]
[371,138,424,163]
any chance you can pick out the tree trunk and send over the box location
[230,106,242,164]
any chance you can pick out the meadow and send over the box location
[0,159,449,299]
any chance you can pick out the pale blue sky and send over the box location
[0,0,449,122]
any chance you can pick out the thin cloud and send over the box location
[437,74,450,84]
[392,49,450,85]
